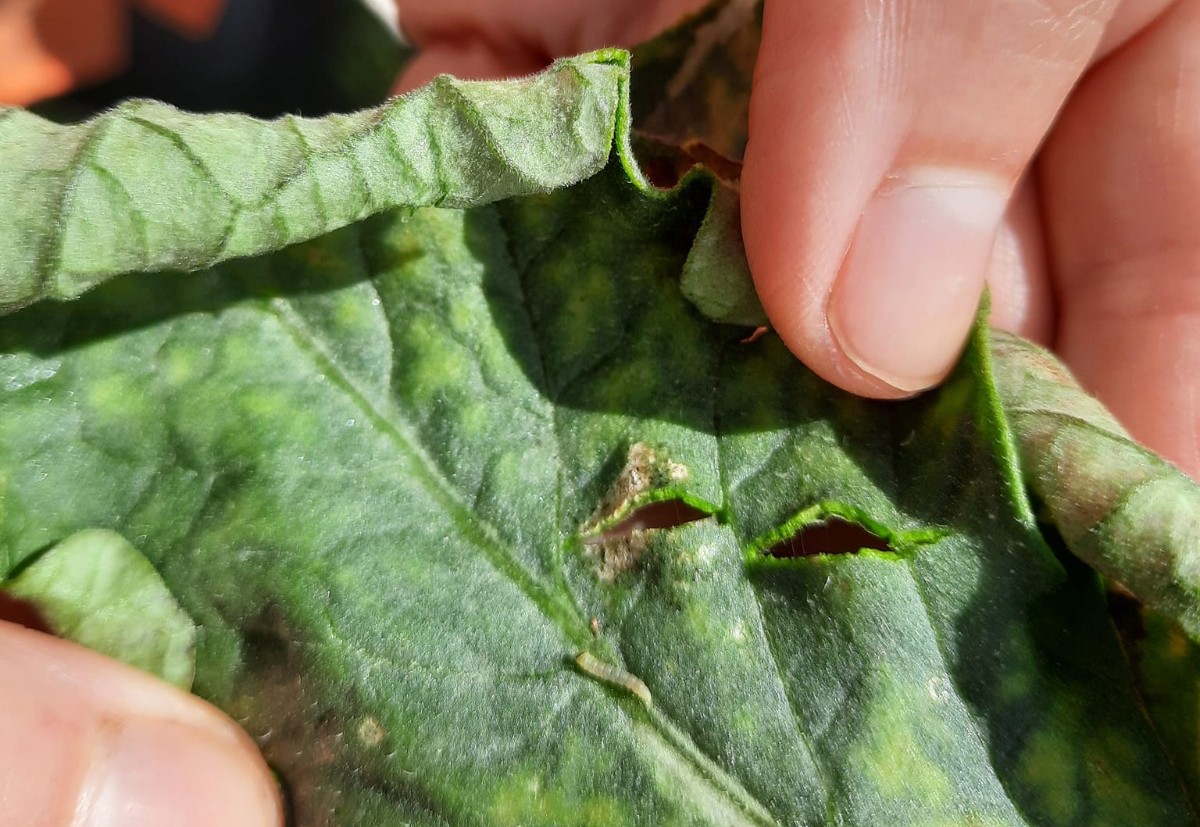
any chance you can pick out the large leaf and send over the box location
[635,0,1200,640]
[1112,596,1200,805]
[0,52,627,311]
[991,332,1200,638]
[2,42,1200,827]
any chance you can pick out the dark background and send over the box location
[33,0,407,120]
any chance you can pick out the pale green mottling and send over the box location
[241,389,293,420]
[489,785,628,827]
[162,349,200,386]
[1087,737,1161,823]
[857,704,953,809]
[548,300,603,361]
[577,263,618,312]
[1019,728,1081,823]
[405,317,471,399]
[334,293,374,330]
[597,362,658,408]
[457,400,490,436]
[87,374,142,412]
[730,708,756,735]
[487,735,634,827]
[448,299,476,335]
[998,669,1033,704]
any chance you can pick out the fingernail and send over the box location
[78,717,281,827]
[828,169,1009,392]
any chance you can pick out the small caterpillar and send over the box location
[575,651,652,706]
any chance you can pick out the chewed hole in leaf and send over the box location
[763,517,894,559]
[584,499,711,543]
[583,499,713,582]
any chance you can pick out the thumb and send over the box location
[741,0,1120,397]
[0,621,281,827]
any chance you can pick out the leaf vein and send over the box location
[36,117,108,299]
[263,296,589,651]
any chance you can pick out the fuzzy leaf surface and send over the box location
[1,528,196,688]
[0,53,625,310]
[1,46,1199,827]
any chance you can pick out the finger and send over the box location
[0,0,126,105]
[392,42,546,94]
[0,622,282,827]
[1040,0,1200,479]
[391,0,704,92]
[133,0,226,39]
[987,175,1054,345]
[741,0,1122,398]
[395,0,703,55]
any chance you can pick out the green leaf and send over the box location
[679,183,767,327]
[991,331,1200,639]
[1111,597,1200,804]
[0,51,628,311]
[1,529,196,689]
[2,38,1200,826]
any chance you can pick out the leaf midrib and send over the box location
[264,295,589,648]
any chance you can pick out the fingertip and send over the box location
[78,716,282,827]
[985,178,1054,345]
[1040,0,1200,482]
[0,622,283,827]
[826,170,1007,394]
[746,161,1006,399]
[741,0,1110,400]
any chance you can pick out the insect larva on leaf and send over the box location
[574,651,652,706]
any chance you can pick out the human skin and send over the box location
[2,0,1199,823]
[0,620,284,827]
[394,0,1200,484]
[0,0,224,104]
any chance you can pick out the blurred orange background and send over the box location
[0,0,225,104]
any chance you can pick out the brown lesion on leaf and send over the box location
[587,534,652,582]
[632,0,761,164]
[225,605,351,825]
[583,442,690,534]
[662,0,760,102]
[357,716,386,748]
[633,134,743,188]
[229,605,435,824]
[580,443,709,581]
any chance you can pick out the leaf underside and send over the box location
[0,33,1199,827]
[1,529,195,689]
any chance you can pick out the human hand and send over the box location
[0,0,224,104]
[394,0,1200,481]
[0,618,281,827]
